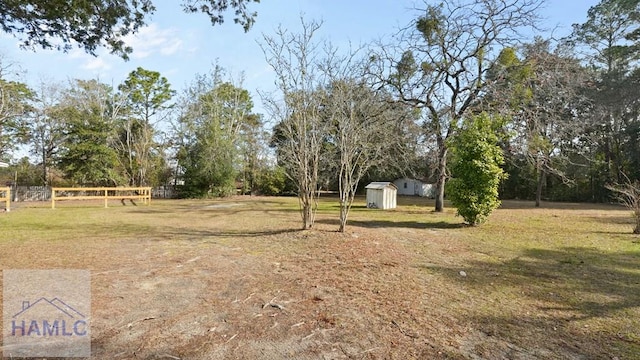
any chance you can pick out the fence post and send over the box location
[51,188,56,209]
[104,189,108,208]
[0,187,10,212]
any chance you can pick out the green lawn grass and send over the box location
[318,196,640,357]
[0,196,638,358]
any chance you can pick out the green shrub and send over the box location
[256,167,287,196]
[446,113,506,225]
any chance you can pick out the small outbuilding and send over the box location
[393,178,435,198]
[365,182,397,209]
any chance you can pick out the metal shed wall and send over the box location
[365,182,397,209]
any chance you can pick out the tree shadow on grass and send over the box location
[497,200,626,211]
[592,230,638,236]
[588,215,635,225]
[427,246,640,318]
[77,222,302,241]
[316,218,467,230]
[419,246,640,357]
[148,227,302,240]
[132,204,301,216]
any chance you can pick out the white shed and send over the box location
[365,182,397,209]
[393,178,435,198]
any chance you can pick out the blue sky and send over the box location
[0,0,599,116]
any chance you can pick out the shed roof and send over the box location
[365,182,397,190]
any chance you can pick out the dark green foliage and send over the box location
[176,73,257,198]
[395,51,417,81]
[119,67,174,120]
[237,113,265,195]
[485,38,591,206]
[415,5,444,45]
[623,120,640,180]
[384,0,542,212]
[57,108,122,186]
[0,0,260,59]
[567,0,640,190]
[255,166,287,196]
[179,138,236,197]
[0,78,32,157]
[177,112,237,197]
[55,80,123,186]
[181,0,260,32]
[0,0,154,59]
[570,0,640,72]
[116,67,175,186]
[447,113,506,225]
[499,154,537,200]
[0,157,41,186]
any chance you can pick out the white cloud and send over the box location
[68,48,87,59]
[83,57,111,71]
[60,48,113,73]
[123,23,184,60]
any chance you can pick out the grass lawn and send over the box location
[0,196,638,359]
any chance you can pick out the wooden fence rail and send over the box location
[51,187,151,209]
[0,187,9,212]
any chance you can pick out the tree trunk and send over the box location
[535,167,544,208]
[338,202,347,233]
[302,203,312,230]
[300,190,315,230]
[42,152,48,186]
[242,168,247,195]
[338,178,347,231]
[434,140,448,212]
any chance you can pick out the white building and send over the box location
[365,182,397,209]
[393,178,434,198]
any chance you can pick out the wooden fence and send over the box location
[15,186,50,201]
[10,186,177,201]
[0,187,9,212]
[51,187,151,209]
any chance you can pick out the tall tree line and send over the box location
[365,0,640,208]
[2,0,640,214]
[0,65,272,196]
[490,0,640,204]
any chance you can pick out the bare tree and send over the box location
[260,18,328,229]
[370,0,543,212]
[29,78,67,185]
[487,39,591,206]
[607,177,640,234]
[321,57,414,231]
[323,79,399,232]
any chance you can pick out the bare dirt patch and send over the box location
[1,197,638,359]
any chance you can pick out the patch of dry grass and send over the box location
[0,196,638,359]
